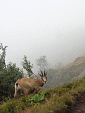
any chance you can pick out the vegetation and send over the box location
[0,44,23,101]
[28,92,45,103]
[1,43,85,112]
[21,55,33,77]
[0,77,85,113]
[0,43,7,70]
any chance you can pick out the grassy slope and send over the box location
[1,56,85,113]
[0,78,85,113]
[29,78,85,113]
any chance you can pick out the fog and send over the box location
[1,0,85,73]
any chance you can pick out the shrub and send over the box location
[0,63,23,101]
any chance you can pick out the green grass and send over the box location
[0,77,85,113]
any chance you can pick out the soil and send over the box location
[69,91,85,113]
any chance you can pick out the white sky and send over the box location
[0,0,85,73]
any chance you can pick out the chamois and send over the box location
[14,70,47,99]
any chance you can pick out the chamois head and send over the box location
[39,70,47,83]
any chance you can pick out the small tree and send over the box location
[0,44,23,100]
[0,43,8,70]
[21,55,33,77]
[36,56,49,70]
[0,62,23,100]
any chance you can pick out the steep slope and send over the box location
[44,56,85,89]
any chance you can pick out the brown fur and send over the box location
[14,71,47,99]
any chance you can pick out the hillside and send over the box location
[43,56,85,89]
[1,56,85,113]
[0,77,85,113]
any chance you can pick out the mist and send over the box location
[1,0,85,73]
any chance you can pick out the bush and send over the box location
[0,63,23,101]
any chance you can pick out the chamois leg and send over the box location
[33,87,41,93]
[23,88,31,96]
[14,89,19,99]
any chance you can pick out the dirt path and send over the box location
[69,92,85,113]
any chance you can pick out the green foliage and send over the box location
[21,55,33,77]
[31,92,45,103]
[0,92,45,113]
[0,44,24,100]
[0,44,23,100]
[0,62,23,101]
